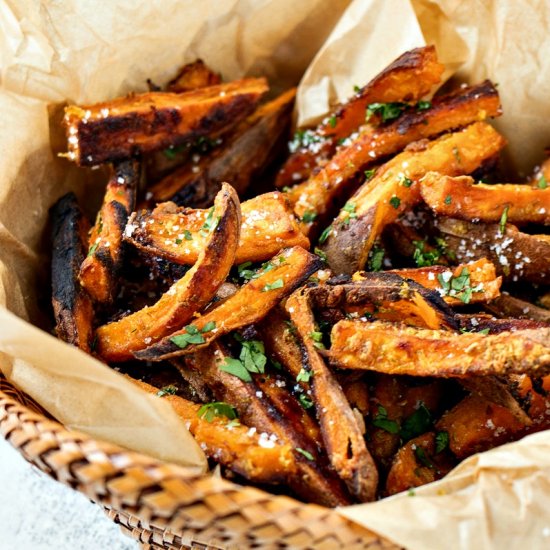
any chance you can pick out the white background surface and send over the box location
[0,436,136,550]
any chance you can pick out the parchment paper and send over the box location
[1,1,550,548]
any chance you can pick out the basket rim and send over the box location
[0,371,398,550]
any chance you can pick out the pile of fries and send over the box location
[51,48,550,506]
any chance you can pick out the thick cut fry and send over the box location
[182,344,351,506]
[132,377,297,485]
[437,217,550,284]
[148,89,296,205]
[276,46,444,188]
[136,246,322,361]
[286,290,378,502]
[320,122,506,274]
[63,78,268,165]
[288,80,501,234]
[79,160,139,304]
[126,192,309,265]
[385,433,453,496]
[51,193,94,352]
[457,313,549,334]
[382,258,502,306]
[529,151,550,188]
[484,294,550,323]
[436,395,525,459]
[167,59,221,93]
[96,183,241,361]
[329,320,550,378]
[311,273,458,330]
[420,173,550,225]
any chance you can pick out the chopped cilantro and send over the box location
[368,246,385,272]
[262,278,284,292]
[87,242,98,257]
[435,431,449,454]
[400,403,432,441]
[499,205,509,234]
[314,247,327,262]
[156,385,177,397]
[328,115,337,128]
[301,210,317,223]
[237,261,256,280]
[288,129,325,153]
[170,324,207,349]
[437,267,483,304]
[372,405,400,434]
[183,230,193,240]
[298,393,314,409]
[341,201,357,225]
[452,147,461,164]
[197,402,237,422]
[353,84,361,93]
[235,336,267,375]
[309,331,325,350]
[364,168,376,180]
[444,195,452,205]
[408,488,416,497]
[538,175,548,189]
[389,196,401,209]
[219,357,252,382]
[414,446,435,469]
[200,207,217,236]
[296,368,312,383]
[175,238,182,244]
[366,102,408,123]
[295,447,315,461]
[400,175,413,187]
[416,100,432,111]
[413,240,441,267]
[318,225,332,244]
[163,144,185,160]
[202,321,216,333]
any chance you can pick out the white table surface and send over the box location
[0,436,137,550]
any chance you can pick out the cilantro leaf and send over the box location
[295,447,315,461]
[413,240,441,267]
[197,402,238,422]
[372,405,400,434]
[414,446,435,469]
[389,196,401,209]
[400,404,432,441]
[156,385,177,397]
[368,246,385,272]
[538,175,548,189]
[296,368,312,383]
[499,205,509,234]
[435,431,449,454]
[298,393,314,409]
[366,102,408,123]
[219,357,252,382]
[301,210,317,223]
[262,279,284,292]
[318,225,332,244]
[170,324,206,349]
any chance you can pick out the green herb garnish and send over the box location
[301,210,317,223]
[364,168,376,180]
[444,195,452,205]
[416,100,432,111]
[219,357,252,382]
[389,196,401,209]
[170,323,214,349]
[400,404,432,441]
[499,205,509,234]
[298,393,314,409]
[372,405,400,434]
[368,246,385,272]
[435,431,449,454]
[366,102,408,123]
[156,385,177,397]
[318,225,332,244]
[413,240,441,267]
[414,446,435,469]
[296,368,312,383]
[197,402,238,422]
[538,175,548,189]
[295,447,315,461]
[437,267,483,304]
[262,278,284,292]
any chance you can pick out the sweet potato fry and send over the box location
[182,343,351,506]
[136,246,322,361]
[484,294,550,323]
[420,173,550,225]
[147,88,296,205]
[287,81,501,236]
[385,432,453,496]
[276,46,444,188]
[436,217,550,284]
[126,192,308,265]
[329,320,550,377]
[457,313,549,334]
[132,377,297,485]
[51,193,94,352]
[528,151,550,188]
[167,59,221,93]
[382,258,502,306]
[96,183,241,362]
[286,289,378,502]
[311,272,458,330]
[436,395,525,459]
[79,160,139,304]
[63,78,268,165]
[320,122,506,274]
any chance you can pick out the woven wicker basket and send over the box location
[0,372,399,549]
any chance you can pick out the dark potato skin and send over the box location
[96,183,241,362]
[63,78,268,165]
[51,193,94,352]
[148,88,296,206]
[79,159,139,304]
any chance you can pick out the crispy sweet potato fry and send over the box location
[286,81,501,236]
[126,192,308,265]
[148,88,296,205]
[51,193,94,352]
[457,313,549,334]
[167,59,221,93]
[311,272,458,330]
[79,160,139,304]
[484,294,550,323]
[420,173,550,225]
[329,320,550,378]
[136,246,322,361]
[63,78,268,165]
[382,258,502,306]
[436,395,525,459]
[437,217,550,284]
[96,183,241,362]
[286,289,378,502]
[320,122,506,274]
[385,432,453,496]
[276,46,444,188]
[182,343,350,506]
[132,377,297,484]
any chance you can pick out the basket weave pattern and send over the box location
[0,373,398,549]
